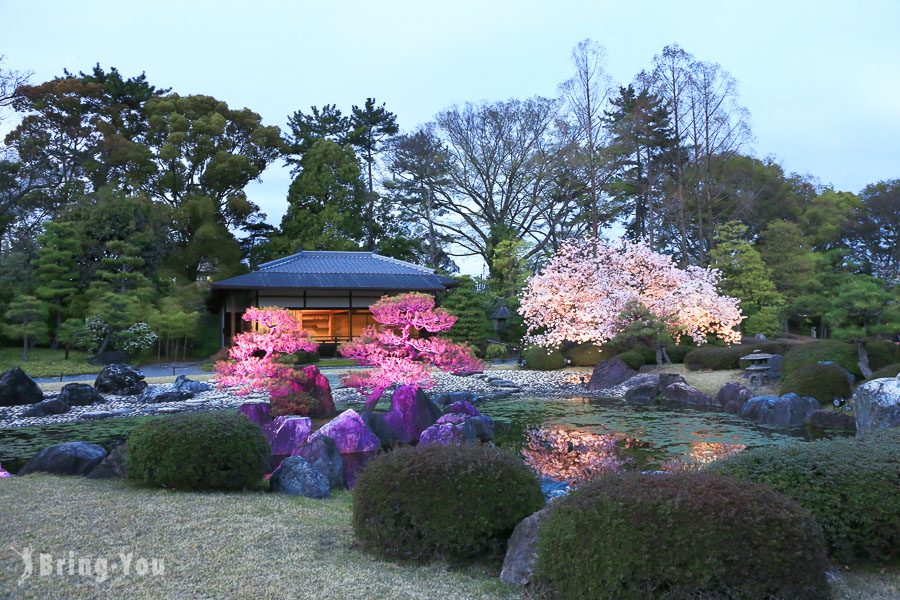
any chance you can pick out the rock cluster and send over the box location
[853,376,900,436]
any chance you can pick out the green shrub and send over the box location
[127,412,270,491]
[484,343,507,360]
[522,345,567,370]
[270,393,319,417]
[870,362,900,379]
[684,342,786,371]
[353,445,544,561]
[535,472,828,600]
[783,340,861,379]
[664,342,693,364]
[780,362,852,404]
[615,350,645,370]
[866,339,900,371]
[282,349,320,365]
[564,342,613,367]
[712,429,900,564]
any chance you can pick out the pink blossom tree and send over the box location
[215,307,318,398]
[339,293,481,409]
[519,238,743,351]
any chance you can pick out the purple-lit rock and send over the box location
[360,410,411,449]
[0,463,11,478]
[238,402,271,427]
[267,416,312,456]
[419,419,476,447]
[341,451,378,489]
[294,435,344,489]
[445,400,481,416]
[309,409,380,454]
[390,385,441,441]
[297,365,336,418]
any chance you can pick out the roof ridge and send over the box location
[373,253,435,274]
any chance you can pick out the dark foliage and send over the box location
[535,472,829,600]
[352,444,544,561]
[685,342,786,371]
[869,363,900,379]
[866,339,900,371]
[780,363,852,404]
[522,346,567,370]
[782,340,861,378]
[564,342,613,366]
[712,429,900,564]
[126,412,270,491]
[269,393,319,417]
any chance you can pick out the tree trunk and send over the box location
[857,341,873,380]
[64,344,70,360]
[96,330,112,355]
[50,301,62,350]
[23,335,30,362]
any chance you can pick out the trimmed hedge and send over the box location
[780,362,852,404]
[870,363,900,379]
[127,412,270,491]
[564,342,612,367]
[535,472,829,600]
[782,340,861,379]
[522,346,567,370]
[712,429,900,564]
[616,350,645,370]
[684,342,786,371]
[353,445,544,561]
[867,339,900,371]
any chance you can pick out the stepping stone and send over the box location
[157,406,181,414]
[82,411,116,420]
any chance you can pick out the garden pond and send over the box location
[0,394,849,474]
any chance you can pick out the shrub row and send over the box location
[870,362,900,379]
[535,472,829,599]
[782,340,860,378]
[780,362,852,403]
[684,341,786,371]
[712,428,900,564]
[522,346,567,370]
[127,411,269,491]
[352,445,544,560]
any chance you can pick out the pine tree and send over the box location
[3,295,50,361]
[441,277,492,347]
[33,221,81,347]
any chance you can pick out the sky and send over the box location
[2,0,899,274]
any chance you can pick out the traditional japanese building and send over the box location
[210,251,456,346]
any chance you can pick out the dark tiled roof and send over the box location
[212,251,450,291]
[491,305,513,319]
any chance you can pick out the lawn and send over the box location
[0,347,102,379]
[0,475,517,599]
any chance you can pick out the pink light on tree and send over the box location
[339,293,481,409]
[215,307,318,398]
[519,238,743,349]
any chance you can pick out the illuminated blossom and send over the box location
[340,293,481,408]
[519,237,743,349]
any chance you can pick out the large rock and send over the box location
[139,387,193,403]
[269,456,330,499]
[853,377,900,436]
[87,350,130,365]
[660,382,715,407]
[238,402,271,427]
[419,414,477,447]
[586,358,637,391]
[807,409,856,431]
[297,365,336,418]
[444,400,481,416]
[173,374,212,394]
[0,367,43,407]
[309,409,380,454]
[94,364,147,396]
[18,442,107,476]
[294,436,344,490]
[340,451,378,489]
[267,416,312,456]
[87,443,128,479]
[432,391,480,407]
[58,383,104,406]
[738,393,819,428]
[500,507,552,586]
[624,377,660,405]
[716,382,753,413]
[390,385,441,442]
[360,410,410,449]
[21,397,70,417]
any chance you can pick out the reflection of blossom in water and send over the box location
[521,426,625,486]
[662,442,747,472]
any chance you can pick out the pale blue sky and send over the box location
[2,0,898,273]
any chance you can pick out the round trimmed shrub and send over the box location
[866,339,900,371]
[783,340,860,378]
[870,362,900,379]
[780,362,852,404]
[352,444,544,561]
[270,393,319,417]
[535,472,829,600]
[127,411,270,491]
[522,345,567,370]
[664,342,693,364]
[484,343,507,360]
[615,349,646,370]
[564,342,613,366]
[712,429,900,564]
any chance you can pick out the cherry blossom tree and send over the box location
[340,293,481,408]
[215,307,318,398]
[519,238,743,350]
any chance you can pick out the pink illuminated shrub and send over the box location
[339,293,481,408]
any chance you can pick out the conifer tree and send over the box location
[33,221,81,347]
[3,295,50,361]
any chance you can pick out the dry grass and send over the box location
[0,476,517,600]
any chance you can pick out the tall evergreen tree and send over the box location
[33,221,80,346]
[3,295,49,361]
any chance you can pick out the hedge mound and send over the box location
[866,339,900,371]
[684,342,785,371]
[782,340,861,379]
[564,343,612,367]
[779,362,852,404]
[127,412,270,491]
[712,428,900,564]
[522,346,567,370]
[870,363,900,379]
[535,472,828,600]
[353,445,543,561]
